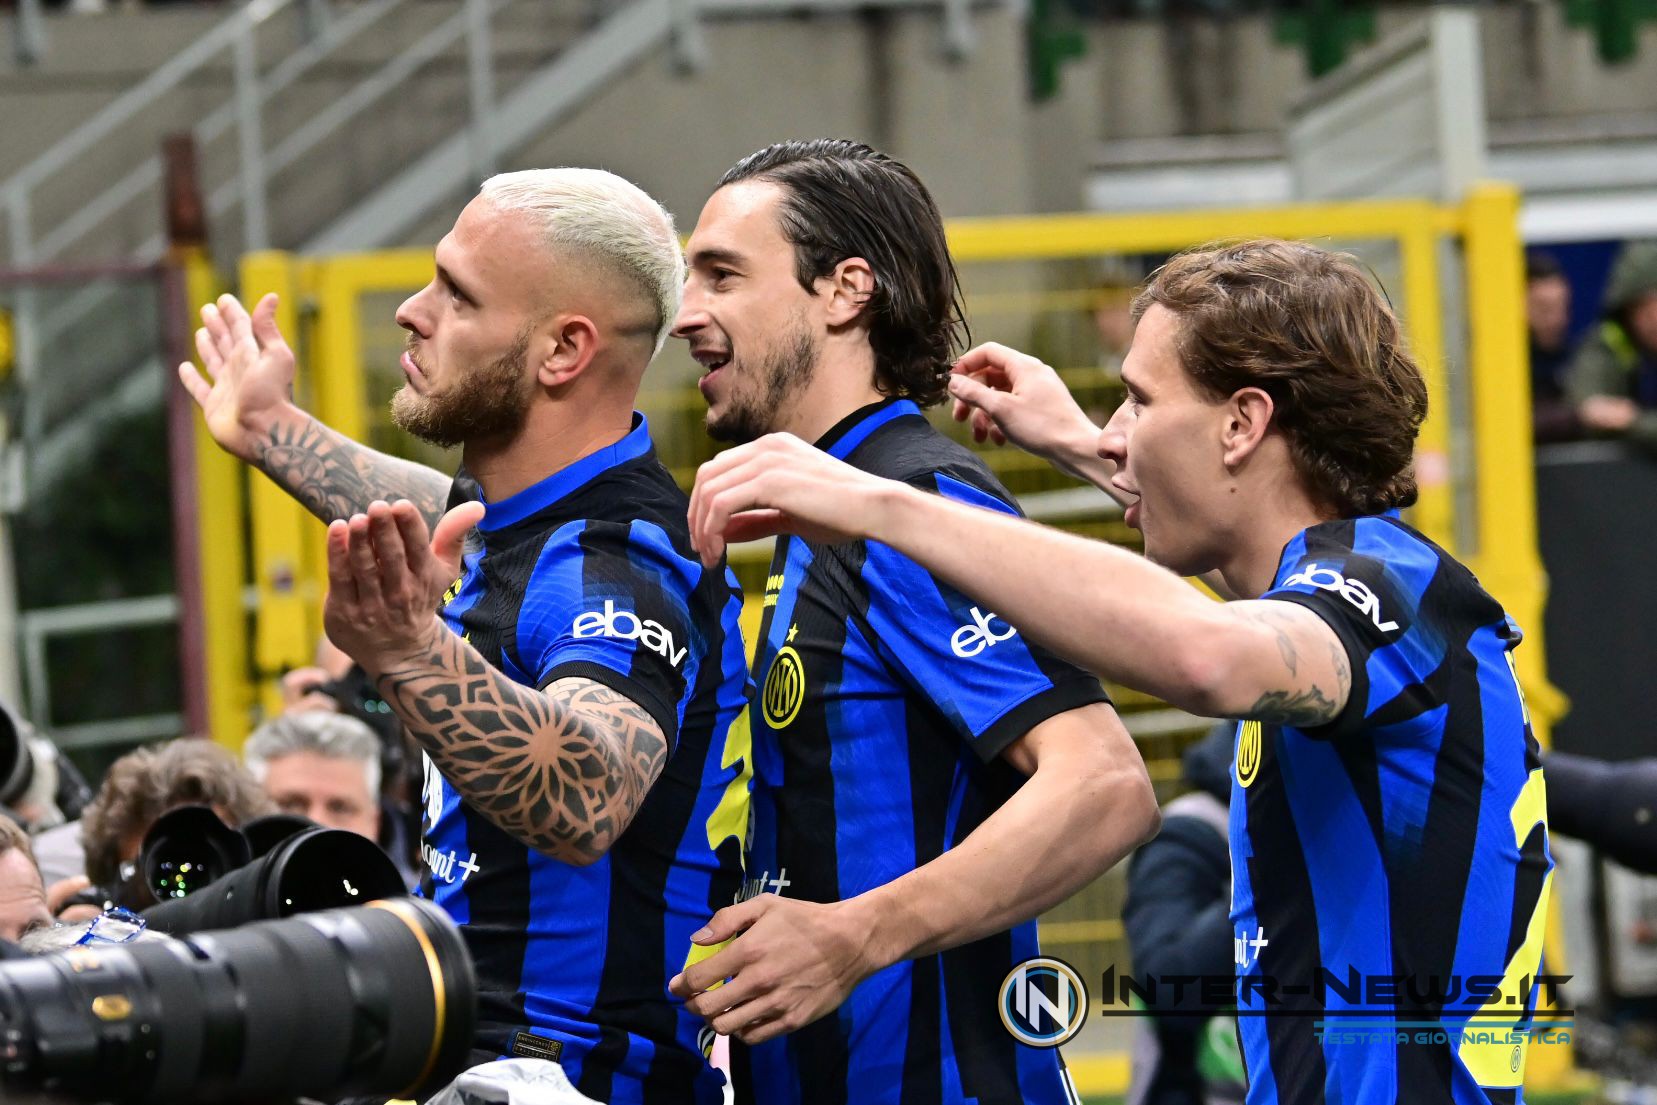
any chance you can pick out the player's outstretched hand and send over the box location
[687,433,901,567]
[322,498,485,668]
[176,292,300,462]
[668,894,877,1045]
[949,341,1099,462]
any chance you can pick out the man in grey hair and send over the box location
[244,712,383,841]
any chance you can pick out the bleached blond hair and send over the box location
[480,168,684,356]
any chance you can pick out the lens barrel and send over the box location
[0,898,477,1105]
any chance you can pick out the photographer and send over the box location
[80,738,274,907]
[244,712,418,886]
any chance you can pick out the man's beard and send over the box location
[706,322,818,444]
[391,328,535,448]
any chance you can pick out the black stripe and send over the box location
[900,693,951,1105]
[1245,723,1328,1105]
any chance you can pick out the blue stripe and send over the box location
[830,617,919,897]
[825,399,922,461]
[518,852,613,1044]
[859,539,1057,744]
[478,413,654,532]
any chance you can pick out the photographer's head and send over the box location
[676,139,967,443]
[1101,239,1426,577]
[0,817,50,943]
[80,739,275,893]
[244,713,382,840]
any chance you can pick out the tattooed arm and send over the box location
[178,292,450,526]
[253,414,451,527]
[374,628,667,862]
[687,434,1353,727]
[322,500,668,862]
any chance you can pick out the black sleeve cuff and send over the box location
[970,676,1112,764]
[540,660,680,755]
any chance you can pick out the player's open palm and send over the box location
[176,292,298,462]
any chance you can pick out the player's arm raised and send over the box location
[324,500,665,864]
[178,293,452,527]
[688,433,1349,728]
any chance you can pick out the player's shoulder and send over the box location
[845,410,1020,514]
[1281,513,1503,627]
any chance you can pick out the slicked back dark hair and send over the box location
[719,139,968,408]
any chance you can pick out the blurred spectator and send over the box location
[244,712,381,840]
[1123,725,1244,1105]
[280,634,355,715]
[79,738,273,899]
[1093,277,1138,377]
[1526,252,1583,444]
[1566,241,1657,452]
[0,816,52,944]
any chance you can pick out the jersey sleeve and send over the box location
[1259,529,1438,741]
[854,471,1110,763]
[511,519,703,750]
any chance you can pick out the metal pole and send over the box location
[668,0,707,73]
[302,0,332,42]
[465,0,498,183]
[941,0,975,61]
[14,0,47,67]
[161,262,211,739]
[233,22,271,252]
[1,190,37,715]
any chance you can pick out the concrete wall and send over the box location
[9,0,1657,267]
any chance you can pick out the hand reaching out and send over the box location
[176,293,300,462]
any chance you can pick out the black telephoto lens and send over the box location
[142,827,408,935]
[0,898,477,1105]
[138,806,253,908]
[0,702,33,809]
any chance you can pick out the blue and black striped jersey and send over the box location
[424,414,753,1105]
[735,398,1108,1105]
[1232,514,1552,1105]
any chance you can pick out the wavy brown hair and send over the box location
[1133,239,1428,517]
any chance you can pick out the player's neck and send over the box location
[776,344,885,445]
[1214,478,1337,599]
[461,401,635,503]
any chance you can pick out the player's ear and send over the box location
[821,257,875,328]
[536,314,599,388]
[1222,386,1274,468]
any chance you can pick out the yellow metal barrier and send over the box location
[205,189,1564,1096]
